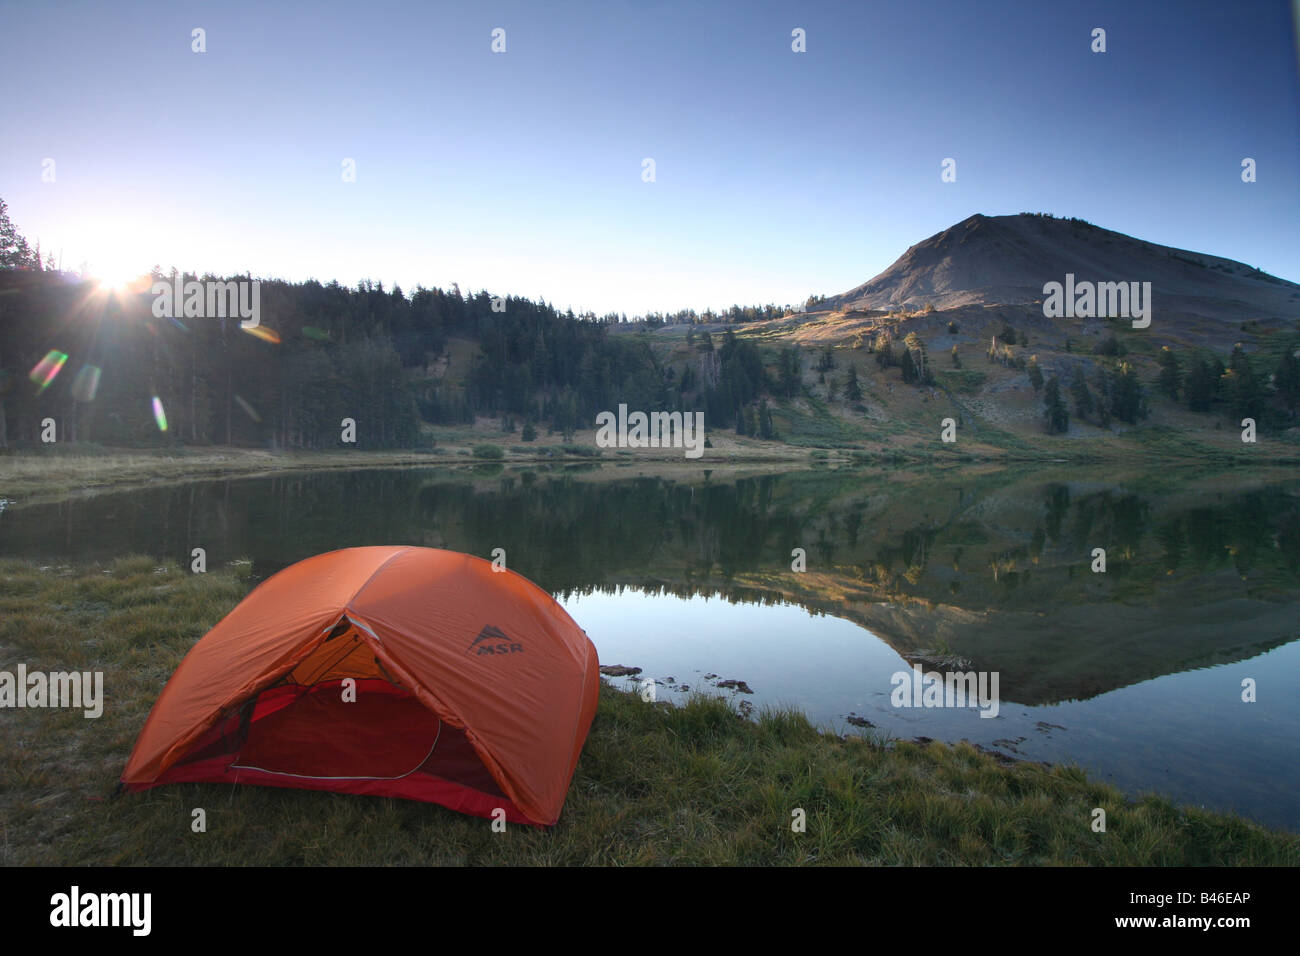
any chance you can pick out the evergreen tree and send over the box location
[844,364,863,401]
[1224,343,1263,421]
[778,347,802,397]
[758,398,775,439]
[1093,367,1113,428]
[1027,357,1044,392]
[1111,361,1145,424]
[0,198,37,269]
[1070,367,1094,420]
[1043,375,1069,434]
[1156,346,1181,400]
[1276,347,1300,418]
[902,333,931,384]
[1185,356,1217,412]
[900,347,918,384]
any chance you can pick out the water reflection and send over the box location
[2,463,1298,826]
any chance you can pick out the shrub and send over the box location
[1092,334,1124,357]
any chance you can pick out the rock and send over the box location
[716,679,753,694]
[599,664,642,677]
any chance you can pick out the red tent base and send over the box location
[124,679,539,826]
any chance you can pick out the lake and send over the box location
[2,461,1297,829]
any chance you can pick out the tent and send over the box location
[121,546,600,826]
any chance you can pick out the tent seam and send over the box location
[346,546,415,611]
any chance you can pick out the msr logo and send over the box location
[468,625,523,656]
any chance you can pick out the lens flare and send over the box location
[29,350,68,392]
[151,396,168,432]
[302,326,331,341]
[72,365,102,402]
[234,394,262,423]
[243,325,281,344]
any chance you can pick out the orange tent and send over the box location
[121,546,600,826]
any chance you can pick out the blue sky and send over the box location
[1,0,1297,314]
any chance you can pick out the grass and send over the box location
[1,557,1295,865]
[772,394,864,449]
[935,368,989,395]
[0,445,447,503]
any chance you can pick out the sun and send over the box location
[91,264,143,295]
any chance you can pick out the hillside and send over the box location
[637,213,1300,458]
[825,213,1300,325]
[2,211,1298,462]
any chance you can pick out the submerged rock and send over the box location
[716,679,753,694]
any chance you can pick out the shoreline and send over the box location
[2,435,1294,508]
[0,557,1295,864]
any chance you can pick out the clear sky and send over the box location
[2,0,1297,315]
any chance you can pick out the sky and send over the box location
[1,0,1297,316]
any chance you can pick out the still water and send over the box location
[2,463,1297,828]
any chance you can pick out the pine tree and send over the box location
[0,198,37,269]
[1043,375,1069,434]
[759,398,775,439]
[778,347,801,396]
[1224,343,1263,420]
[1186,356,1217,412]
[900,347,918,384]
[1276,346,1300,418]
[1112,361,1145,424]
[1027,357,1044,392]
[1156,346,1181,400]
[844,364,863,401]
[1093,367,1113,428]
[1070,368,1094,420]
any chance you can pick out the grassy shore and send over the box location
[4,403,1290,505]
[0,431,818,504]
[1,557,1295,865]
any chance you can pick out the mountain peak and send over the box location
[828,214,1298,319]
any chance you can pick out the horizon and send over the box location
[2,0,1298,315]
